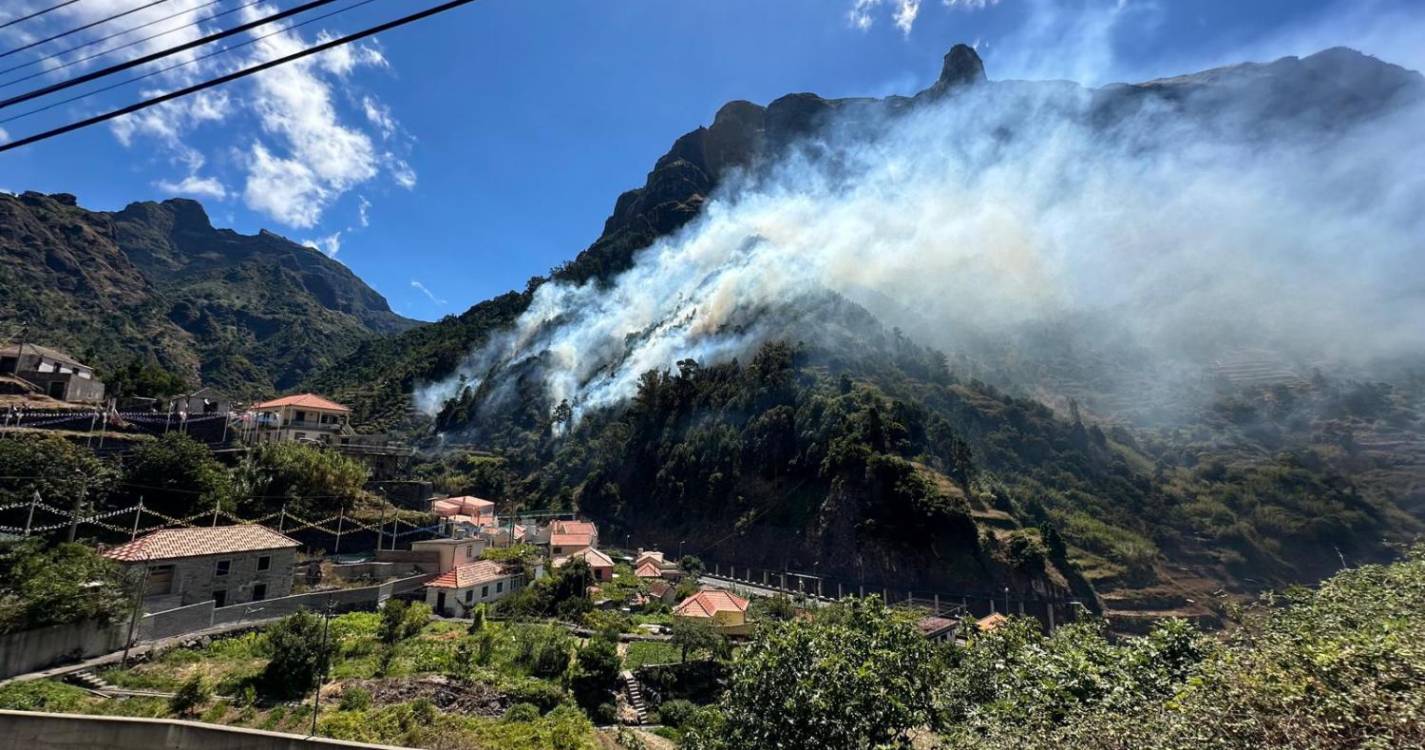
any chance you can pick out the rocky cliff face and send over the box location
[0,191,414,396]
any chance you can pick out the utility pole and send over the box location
[334,506,345,554]
[278,503,287,534]
[131,498,144,541]
[376,504,386,552]
[310,598,334,737]
[120,552,151,667]
[24,490,38,536]
[66,477,86,542]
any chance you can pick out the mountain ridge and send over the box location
[0,190,415,397]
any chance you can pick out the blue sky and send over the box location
[1,0,1421,320]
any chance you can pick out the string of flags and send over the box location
[0,493,436,541]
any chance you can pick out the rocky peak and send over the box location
[927,44,987,97]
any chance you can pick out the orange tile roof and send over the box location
[648,580,673,598]
[251,393,350,412]
[977,613,1009,632]
[103,526,298,562]
[674,590,749,619]
[635,561,664,578]
[426,560,517,589]
[551,520,596,536]
[555,547,614,569]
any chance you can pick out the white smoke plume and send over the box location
[417,49,1425,425]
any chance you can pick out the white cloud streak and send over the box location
[411,280,447,306]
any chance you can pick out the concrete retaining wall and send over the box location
[0,710,406,750]
[0,621,124,680]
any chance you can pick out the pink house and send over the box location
[431,496,496,527]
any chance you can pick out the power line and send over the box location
[1,0,170,61]
[0,0,478,154]
[0,0,241,85]
[0,0,342,110]
[0,1,82,31]
[1,0,382,127]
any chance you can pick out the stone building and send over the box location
[103,525,300,611]
[0,343,105,403]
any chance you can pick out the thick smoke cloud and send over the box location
[418,48,1425,425]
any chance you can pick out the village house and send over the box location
[547,519,598,556]
[103,526,299,611]
[431,496,497,528]
[173,386,232,416]
[424,559,526,617]
[246,393,413,479]
[646,579,676,604]
[410,535,486,573]
[0,343,105,403]
[916,615,960,642]
[674,589,752,635]
[248,393,351,444]
[635,560,664,579]
[554,546,615,581]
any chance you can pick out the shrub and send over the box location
[262,610,334,699]
[658,698,697,728]
[169,674,211,716]
[504,702,541,723]
[338,686,372,711]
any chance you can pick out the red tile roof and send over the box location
[426,560,517,589]
[674,590,749,619]
[103,526,298,562]
[251,393,350,412]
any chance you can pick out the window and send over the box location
[257,555,271,571]
[212,590,227,607]
[465,590,473,603]
[294,410,306,422]
[252,583,267,601]
[481,585,489,598]
[215,559,231,576]
[496,581,503,593]
[465,545,474,559]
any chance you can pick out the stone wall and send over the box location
[0,711,405,750]
[147,548,297,608]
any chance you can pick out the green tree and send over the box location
[686,597,944,750]
[670,616,725,663]
[0,434,114,509]
[261,610,334,699]
[0,540,130,633]
[119,433,233,518]
[248,442,369,515]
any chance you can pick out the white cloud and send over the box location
[0,126,8,143]
[362,96,397,139]
[302,231,343,258]
[155,174,229,200]
[356,195,372,228]
[410,280,446,306]
[894,0,921,34]
[390,157,418,190]
[944,0,1001,9]
[848,0,925,35]
[3,1,413,229]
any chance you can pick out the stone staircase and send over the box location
[620,670,648,725]
[66,669,111,692]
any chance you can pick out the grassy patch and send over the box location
[625,641,682,670]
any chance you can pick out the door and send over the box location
[212,590,227,607]
[252,583,267,601]
[436,591,447,615]
[48,381,65,399]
